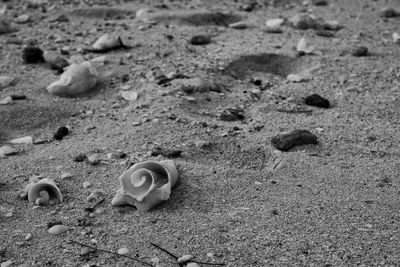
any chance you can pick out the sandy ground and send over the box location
[1,0,400,266]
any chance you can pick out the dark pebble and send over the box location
[22,46,44,63]
[49,57,69,72]
[190,35,211,45]
[74,153,87,162]
[312,0,328,6]
[47,221,63,229]
[304,94,330,108]
[220,108,245,121]
[53,126,69,140]
[316,30,334,37]
[151,148,182,158]
[351,46,368,57]
[10,94,27,100]
[380,8,400,18]
[271,129,318,151]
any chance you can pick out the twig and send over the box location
[150,242,178,259]
[70,240,153,266]
[151,242,225,266]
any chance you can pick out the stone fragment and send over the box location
[48,225,69,235]
[0,96,12,105]
[22,46,44,63]
[0,76,13,89]
[117,247,129,255]
[351,46,368,57]
[380,7,400,18]
[0,146,17,158]
[220,108,244,121]
[151,147,182,158]
[53,126,69,140]
[190,34,211,45]
[229,21,247,29]
[304,94,330,108]
[271,130,318,151]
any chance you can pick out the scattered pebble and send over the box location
[189,34,211,45]
[393,32,400,44]
[316,30,334,37]
[25,233,33,241]
[10,136,33,144]
[22,46,44,63]
[296,37,314,54]
[0,76,13,89]
[82,181,92,189]
[229,21,247,29]
[74,153,87,162]
[0,146,17,158]
[121,90,138,101]
[220,108,244,121]
[53,126,69,140]
[151,147,182,158]
[48,224,69,235]
[15,14,30,24]
[287,74,308,83]
[271,129,318,151]
[177,255,194,263]
[304,94,330,108]
[0,96,12,105]
[380,7,400,18]
[117,247,129,256]
[351,46,368,57]
[88,154,102,165]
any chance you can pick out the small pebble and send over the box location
[25,233,33,241]
[190,34,211,45]
[10,136,33,144]
[22,46,44,63]
[312,0,328,6]
[271,129,318,152]
[15,14,30,23]
[0,146,17,157]
[88,154,101,165]
[151,147,182,158]
[0,96,12,105]
[0,76,13,89]
[74,153,87,162]
[380,7,400,18]
[304,94,330,108]
[351,46,368,57]
[186,263,201,267]
[82,181,92,189]
[177,255,194,263]
[220,108,244,121]
[1,260,14,267]
[61,172,74,179]
[316,30,334,37]
[80,247,94,256]
[117,247,129,255]
[53,126,69,140]
[10,95,26,100]
[48,224,69,235]
[393,32,400,44]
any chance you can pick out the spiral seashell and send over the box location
[21,178,63,206]
[111,160,178,211]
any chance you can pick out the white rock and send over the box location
[117,247,129,255]
[15,14,30,23]
[47,61,98,97]
[393,32,400,44]
[48,225,69,235]
[177,255,194,263]
[90,55,108,64]
[61,172,74,179]
[82,181,92,189]
[121,91,138,101]
[0,146,17,157]
[10,136,33,144]
[266,18,284,28]
[25,233,33,241]
[186,263,201,267]
[92,33,122,51]
[296,37,314,54]
[0,19,15,34]
[0,96,12,105]
[287,74,308,83]
[0,76,13,89]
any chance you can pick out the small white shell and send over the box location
[47,61,98,97]
[21,178,63,205]
[92,33,122,51]
[111,160,178,211]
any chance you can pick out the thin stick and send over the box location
[70,240,153,266]
[150,243,226,266]
[150,242,178,259]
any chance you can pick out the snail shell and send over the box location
[27,178,63,205]
[112,160,178,211]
